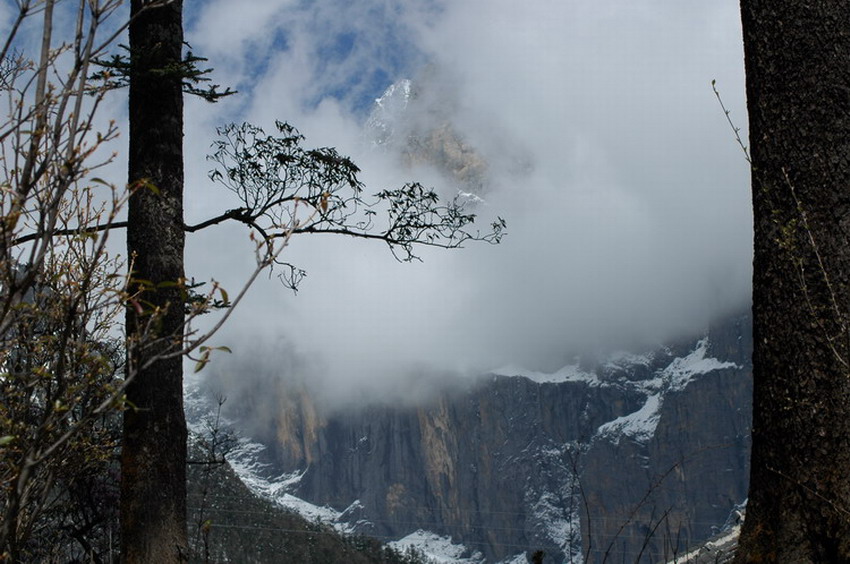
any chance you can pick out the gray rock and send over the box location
[228,310,751,563]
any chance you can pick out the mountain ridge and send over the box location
[193,307,751,563]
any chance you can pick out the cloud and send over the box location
[184,0,751,405]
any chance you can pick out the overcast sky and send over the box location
[174,1,750,403]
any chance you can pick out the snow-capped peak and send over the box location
[366,78,413,146]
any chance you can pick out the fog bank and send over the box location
[183,0,751,405]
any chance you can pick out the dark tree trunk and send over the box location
[736,1,850,562]
[121,1,187,562]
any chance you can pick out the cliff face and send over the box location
[213,311,752,563]
[279,377,644,562]
[576,314,752,563]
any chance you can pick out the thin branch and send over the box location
[183,207,252,232]
[783,167,848,368]
[712,79,751,165]
[11,221,129,246]
[766,463,850,520]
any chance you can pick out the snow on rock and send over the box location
[183,328,747,562]
[529,489,584,564]
[184,376,360,534]
[668,522,740,563]
[388,530,484,564]
[662,338,739,391]
[596,338,739,444]
[603,350,655,371]
[223,435,358,531]
[496,338,736,397]
[366,78,413,146]
[188,376,487,557]
[596,393,662,444]
[491,363,599,385]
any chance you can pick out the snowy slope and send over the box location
[595,339,739,444]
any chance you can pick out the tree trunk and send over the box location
[121,1,187,562]
[736,1,850,562]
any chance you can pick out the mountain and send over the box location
[193,308,752,563]
[183,78,752,563]
[365,75,491,195]
[184,402,437,563]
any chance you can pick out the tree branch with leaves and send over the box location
[0,1,506,561]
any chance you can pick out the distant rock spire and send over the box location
[365,77,489,197]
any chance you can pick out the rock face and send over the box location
[365,75,497,195]
[213,310,752,563]
[580,321,751,563]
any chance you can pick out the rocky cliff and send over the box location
[201,309,751,563]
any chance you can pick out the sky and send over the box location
[34,0,753,406]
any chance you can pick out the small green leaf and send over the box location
[194,349,211,373]
[133,178,160,195]
[0,436,15,447]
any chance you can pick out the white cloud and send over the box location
[184,0,751,403]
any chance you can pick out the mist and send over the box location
[182,0,751,407]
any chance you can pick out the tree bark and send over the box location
[121,1,187,562]
[736,1,850,562]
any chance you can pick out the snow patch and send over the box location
[530,490,584,564]
[597,393,662,443]
[661,338,738,391]
[366,78,413,146]
[184,376,362,534]
[596,338,739,444]
[667,522,740,563]
[388,530,484,563]
[492,363,599,385]
[604,350,654,370]
[221,436,356,529]
[375,79,412,109]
